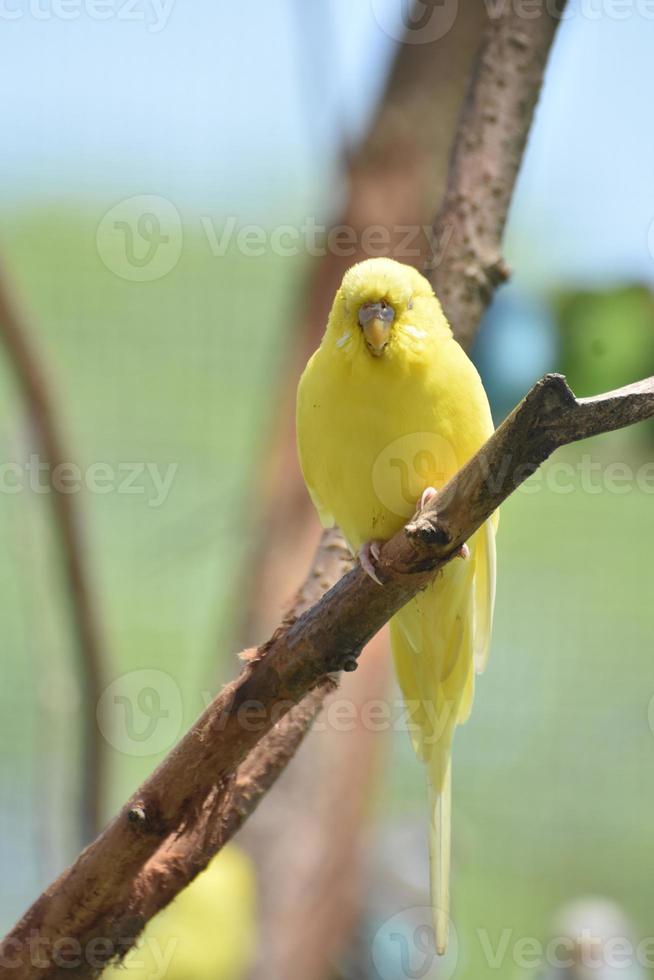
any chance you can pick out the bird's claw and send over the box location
[359,540,384,586]
[419,487,469,560]
[419,486,438,511]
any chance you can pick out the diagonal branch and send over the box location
[2,371,654,979]
[404,374,654,550]
[131,528,350,928]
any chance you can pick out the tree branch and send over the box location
[2,371,654,978]
[130,528,350,928]
[0,5,573,977]
[429,5,565,349]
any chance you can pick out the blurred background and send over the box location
[1,2,654,978]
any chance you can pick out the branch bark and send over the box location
[245,639,388,980]
[3,371,654,978]
[429,5,565,349]
[133,527,351,927]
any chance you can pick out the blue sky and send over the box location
[2,0,654,287]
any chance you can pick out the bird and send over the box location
[296,256,497,954]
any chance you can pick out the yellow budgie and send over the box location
[296,257,497,953]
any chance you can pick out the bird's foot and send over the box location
[418,486,438,511]
[418,486,469,560]
[358,539,385,586]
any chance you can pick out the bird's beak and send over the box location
[358,301,395,356]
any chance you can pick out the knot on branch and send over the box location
[401,517,457,575]
[126,800,169,838]
[535,372,577,411]
[404,517,451,549]
[525,374,578,452]
[328,647,362,674]
[463,255,511,303]
[484,256,511,288]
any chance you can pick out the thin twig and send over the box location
[0,263,107,843]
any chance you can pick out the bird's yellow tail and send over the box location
[429,762,452,955]
[390,527,493,957]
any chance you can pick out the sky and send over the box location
[2,0,654,287]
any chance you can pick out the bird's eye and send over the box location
[407,298,414,310]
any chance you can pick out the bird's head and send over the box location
[328,257,448,359]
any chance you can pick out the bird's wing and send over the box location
[296,354,336,529]
[305,483,335,529]
[390,552,476,786]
